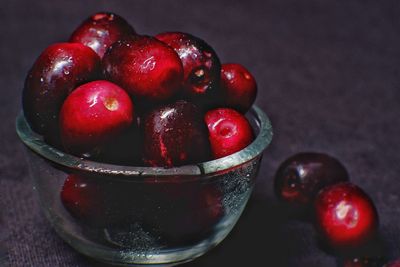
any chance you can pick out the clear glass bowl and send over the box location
[16,105,273,266]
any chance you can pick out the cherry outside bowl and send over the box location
[15,105,272,266]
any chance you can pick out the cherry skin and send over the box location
[143,179,224,243]
[103,36,183,103]
[61,174,105,225]
[61,174,142,226]
[204,108,254,159]
[314,182,379,250]
[155,32,222,108]
[161,184,223,242]
[96,125,143,166]
[69,12,136,58]
[274,152,349,213]
[22,43,101,139]
[59,80,133,157]
[142,100,211,167]
[220,63,257,113]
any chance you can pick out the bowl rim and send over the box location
[16,105,273,177]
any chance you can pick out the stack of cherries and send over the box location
[275,153,399,267]
[22,12,258,242]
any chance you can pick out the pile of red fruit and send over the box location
[274,152,400,266]
[23,12,257,165]
[22,12,259,242]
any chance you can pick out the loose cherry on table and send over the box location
[22,43,101,141]
[70,12,137,58]
[274,152,349,214]
[205,108,254,159]
[155,32,222,108]
[220,63,258,113]
[103,36,184,103]
[314,182,379,250]
[59,80,134,158]
[142,100,211,167]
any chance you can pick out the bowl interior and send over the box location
[16,105,273,179]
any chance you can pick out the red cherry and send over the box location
[220,63,257,113]
[22,43,101,138]
[69,12,136,58]
[61,174,141,226]
[61,174,105,225]
[96,125,143,165]
[205,108,254,159]
[103,36,183,103]
[314,182,379,249]
[142,100,211,167]
[59,80,134,157]
[155,32,222,108]
[143,179,224,242]
[274,152,349,214]
[162,185,223,242]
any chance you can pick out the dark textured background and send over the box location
[1,0,400,266]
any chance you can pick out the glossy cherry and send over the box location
[22,43,101,138]
[220,63,257,113]
[103,36,183,103]
[142,100,211,167]
[205,108,254,159]
[70,12,136,58]
[59,80,133,157]
[155,32,221,108]
[274,152,349,213]
[314,182,379,250]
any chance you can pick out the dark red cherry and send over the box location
[274,152,349,213]
[142,100,211,167]
[314,182,379,249]
[155,32,221,108]
[69,12,136,58]
[61,174,141,226]
[162,185,223,242]
[220,63,257,113]
[205,108,254,159]
[143,179,224,242]
[22,43,101,138]
[96,125,143,165]
[61,174,105,225]
[59,80,133,157]
[103,36,183,103]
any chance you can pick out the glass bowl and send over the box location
[16,105,273,266]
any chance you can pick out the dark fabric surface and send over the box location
[1,0,400,266]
